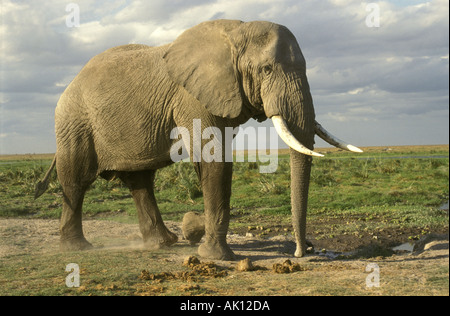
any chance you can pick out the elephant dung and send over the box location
[182,212,205,245]
[272,259,305,274]
[236,258,255,272]
[183,255,201,267]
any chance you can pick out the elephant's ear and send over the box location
[163,20,244,119]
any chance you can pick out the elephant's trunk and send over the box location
[272,115,363,257]
[265,71,362,257]
[263,71,316,257]
[290,148,312,257]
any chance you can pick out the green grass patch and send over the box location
[0,146,448,234]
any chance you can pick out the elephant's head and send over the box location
[164,20,362,257]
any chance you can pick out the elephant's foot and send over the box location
[60,236,93,252]
[198,239,235,261]
[294,239,314,257]
[142,227,178,250]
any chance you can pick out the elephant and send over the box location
[35,20,362,260]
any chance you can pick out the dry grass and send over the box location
[2,145,447,161]
[0,153,55,161]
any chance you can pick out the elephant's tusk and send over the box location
[314,121,363,153]
[271,116,324,157]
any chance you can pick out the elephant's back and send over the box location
[76,44,162,85]
[57,44,171,113]
[55,43,177,170]
[102,44,152,54]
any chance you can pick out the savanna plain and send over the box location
[0,145,448,296]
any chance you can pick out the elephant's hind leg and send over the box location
[57,160,96,251]
[59,184,93,251]
[120,170,178,249]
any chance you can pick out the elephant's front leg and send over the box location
[196,161,235,260]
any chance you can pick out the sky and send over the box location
[0,0,448,154]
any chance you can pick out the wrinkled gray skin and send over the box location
[38,20,321,260]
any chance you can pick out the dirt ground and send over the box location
[0,218,303,263]
[1,218,448,271]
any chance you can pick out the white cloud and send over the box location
[0,0,448,154]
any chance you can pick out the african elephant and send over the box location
[35,20,362,260]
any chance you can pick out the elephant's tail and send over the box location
[34,156,57,199]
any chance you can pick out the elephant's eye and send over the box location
[262,65,273,76]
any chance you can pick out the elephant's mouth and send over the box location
[271,116,363,156]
